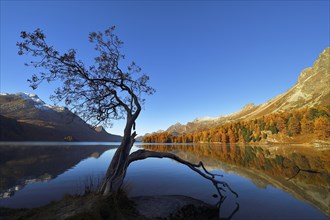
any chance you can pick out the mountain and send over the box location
[167,122,186,134]
[240,47,329,119]
[162,47,330,135]
[0,93,122,141]
[166,103,259,134]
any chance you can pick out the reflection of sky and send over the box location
[0,145,327,220]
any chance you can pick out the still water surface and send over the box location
[0,142,328,220]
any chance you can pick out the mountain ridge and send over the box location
[156,47,330,136]
[0,93,122,141]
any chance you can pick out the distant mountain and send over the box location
[166,103,259,134]
[161,47,330,135]
[0,93,122,141]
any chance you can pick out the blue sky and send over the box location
[1,0,329,136]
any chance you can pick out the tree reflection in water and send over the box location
[127,148,240,219]
[217,196,240,220]
[141,143,330,217]
[141,143,329,186]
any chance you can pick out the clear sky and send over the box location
[1,0,329,136]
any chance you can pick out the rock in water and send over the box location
[131,195,216,219]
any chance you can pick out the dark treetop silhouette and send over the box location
[17,27,237,198]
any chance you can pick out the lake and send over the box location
[0,142,329,220]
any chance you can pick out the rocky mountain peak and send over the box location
[15,92,44,103]
[1,92,66,112]
[166,122,186,133]
[298,47,329,84]
[297,67,312,84]
[241,103,256,111]
[159,47,330,136]
[0,93,122,141]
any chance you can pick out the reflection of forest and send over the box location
[0,145,112,197]
[142,144,330,217]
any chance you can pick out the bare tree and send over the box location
[17,27,237,198]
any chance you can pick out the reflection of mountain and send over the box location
[0,144,113,198]
[142,144,330,217]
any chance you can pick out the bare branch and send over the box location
[127,149,238,198]
[17,26,154,127]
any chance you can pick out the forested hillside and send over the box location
[143,48,330,144]
[143,105,329,144]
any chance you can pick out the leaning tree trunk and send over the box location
[100,89,142,196]
[100,116,137,195]
[99,114,238,200]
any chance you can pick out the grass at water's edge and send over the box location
[0,191,148,220]
[0,191,221,220]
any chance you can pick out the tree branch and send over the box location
[17,27,154,128]
[127,149,238,198]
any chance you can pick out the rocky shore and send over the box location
[0,193,219,220]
